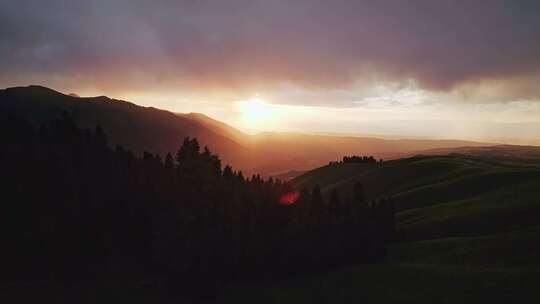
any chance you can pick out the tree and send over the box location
[164,152,174,171]
[95,125,108,147]
[310,184,324,226]
[329,188,341,223]
[222,165,234,180]
[352,181,368,221]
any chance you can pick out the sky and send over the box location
[1,0,540,144]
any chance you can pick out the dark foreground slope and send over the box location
[218,263,540,304]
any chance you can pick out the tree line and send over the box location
[328,155,382,166]
[0,113,395,295]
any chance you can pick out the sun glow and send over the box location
[237,97,276,129]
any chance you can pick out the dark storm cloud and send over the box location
[1,0,540,100]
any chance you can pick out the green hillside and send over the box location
[293,155,537,198]
[292,154,540,237]
[398,180,540,240]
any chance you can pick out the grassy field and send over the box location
[390,228,540,267]
[217,227,540,303]
[218,263,540,303]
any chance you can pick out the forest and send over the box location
[0,113,395,296]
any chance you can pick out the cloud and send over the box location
[1,0,540,103]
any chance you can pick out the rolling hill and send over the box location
[291,153,540,238]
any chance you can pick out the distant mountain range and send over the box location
[1,85,505,176]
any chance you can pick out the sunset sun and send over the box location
[237,97,275,128]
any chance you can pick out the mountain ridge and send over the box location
[0,85,257,171]
[0,85,512,176]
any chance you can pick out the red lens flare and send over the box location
[279,191,300,205]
